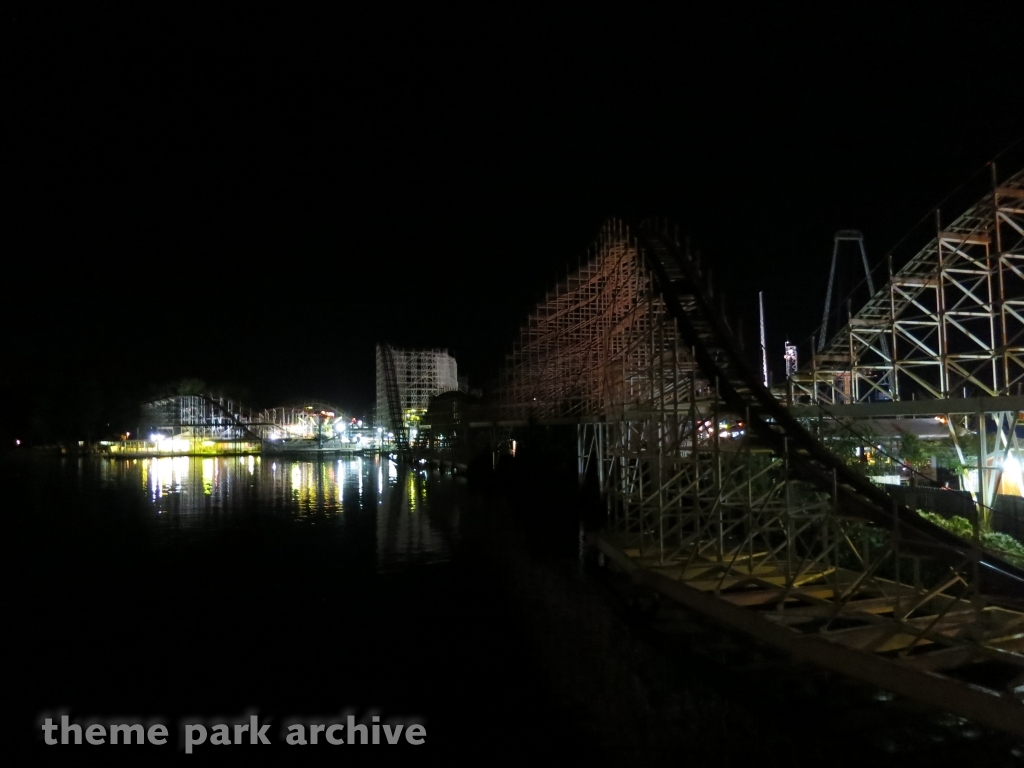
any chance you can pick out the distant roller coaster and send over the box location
[141,394,349,443]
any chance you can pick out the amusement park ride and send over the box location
[134,398,371,454]
[123,161,1024,735]
[494,165,1024,736]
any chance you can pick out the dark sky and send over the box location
[5,4,1024,421]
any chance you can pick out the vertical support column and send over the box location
[994,165,1011,395]
[889,254,901,401]
[937,211,950,397]
[759,291,769,388]
[655,283,666,564]
[747,409,755,575]
[648,266,659,552]
[810,333,819,405]
[713,376,723,563]
[983,411,1013,532]
[847,299,856,403]
[577,423,586,487]
[978,404,989,531]
[657,450,665,564]
[986,234,998,396]
[690,347,701,544]
[828,468,837,574]
[783,436,793,585]
[892,498,902,615]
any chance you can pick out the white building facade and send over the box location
[375,346,459,433]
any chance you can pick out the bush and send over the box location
[916,510,1024,566]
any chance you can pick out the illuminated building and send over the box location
[375,346,458,438]
[127,396,362,454]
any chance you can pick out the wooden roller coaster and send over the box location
[496,168,1024,737]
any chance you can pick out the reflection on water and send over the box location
[92,454,454,569]
[375,463,454,571]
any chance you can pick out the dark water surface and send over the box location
[3,454,578,766]
[5,454,1024,767]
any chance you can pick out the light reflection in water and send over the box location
[202,458,214,495]
[375,458,450,571]
[288,461,339,514]
[93,454,455,568]
[141,455,190,500]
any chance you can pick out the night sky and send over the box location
[5,5,1024,437]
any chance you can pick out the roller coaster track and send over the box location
[142,394,271,442]
[793,166,1024,404]
[380,344,410,456]
[635,224,1024,591]
[142,396,351,444]
[498,218,1024,736]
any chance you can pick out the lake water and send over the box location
[99,454,454,570]
[5,453,1023,766]
[3,454,577,765]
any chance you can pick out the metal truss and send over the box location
[792,166,1024,406]
[497,217,1024,736]
[263,402,349,441]
[374,345,459,433]
[142,395,273,441]
[142,395,348,442]
[787,166,1024,513]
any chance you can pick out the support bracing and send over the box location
[793,168,1024,406]
[498,213,1024,737]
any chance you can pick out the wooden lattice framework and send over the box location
[786,166,1024,513]
[495,217,1024,737]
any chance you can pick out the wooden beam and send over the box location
[589,534,1024,737]
[891,276,939,287]
[938,230,992,245]
[996,186,1024,200]
[821,610,978,652]
[900,636,1024,672]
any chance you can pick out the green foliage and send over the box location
[896,432,974,477]
[930,437,969,476]
[916,510,1024,567]
[897,432,927,469]
[953,431,980,461]
[820,424,886,476]
[982,531,1024,563]
[822,430,864,470]
[917,510,974,538]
